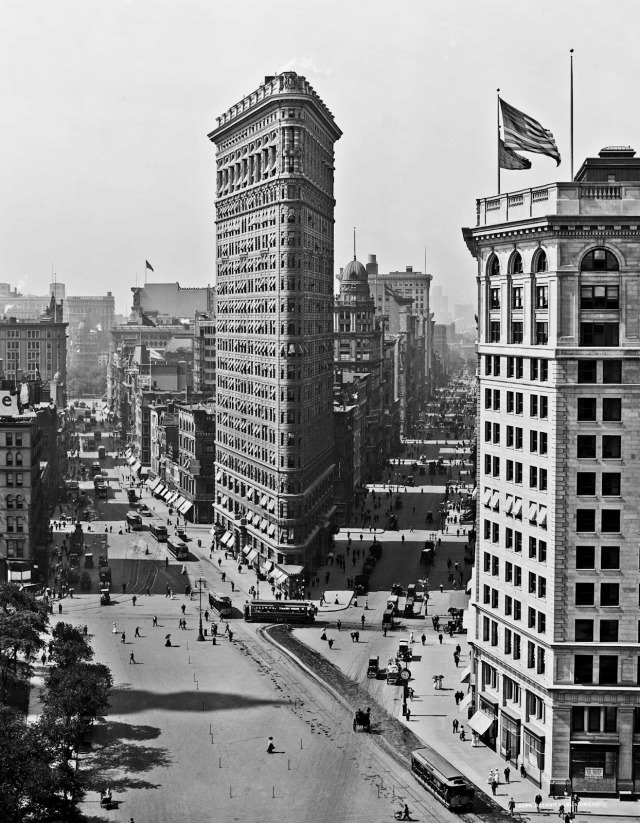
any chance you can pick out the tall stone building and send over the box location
[209,73,341,591]
[463,146,640,796]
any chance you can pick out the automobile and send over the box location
[397,639,413,662]
[407,584,417,600]
[177,528,188,541]
[353,574,370,594]
[369,543,382,559]
[138,503,153,516]
[406,475,415,486]
[367,656,380,679]
[391,583,403,596]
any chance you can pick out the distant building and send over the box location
[66,293,115,373]
[131,283,212,324]
[193,311,216,396]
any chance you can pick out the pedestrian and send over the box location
[504,766,510,784]
[564,814,571,823]
[222,572,226,582]
[438,633,443,644]
[204,610,209,622]
[452,718,459,733]
[83,625,88,636]
[571,793,580,815]
[406,707,411,721]
[508,797,516,816]
[558,803,565,818]
[337,619,341,631]
[231,581,235,592]
[535,793,542,812]
[355,630,360,642]
[146,587,151,596]
[520,763,526,778]
[132,595,137,607]
[228,629,233,641]
[459,726,465,741]
[409,631,414,644]
[267,736,275,753]
[152,615,158,627]
[135,626,140,638]
[453,652,459,668]
[421,633,426,645]
[212,622,218,636]
[129,652,135,664]
[113,622,118,633]
[491,779,497,796]
[327,637,334,649]
[401,803,411,820]
[121,632,126,643]
[122,582,126,594]
[361,614,365,628]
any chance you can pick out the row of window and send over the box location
[575,582,622,607]
[487,248,619,279]
[575,545,623,569]
[484,456,549,492]
[489,284,549,310]
[576,472,621,496]
[482,618,546,674]
[484,355,549,381]
[491,285,620,313]
[484,423,548,454]
[483,551,548,594]
[575,619,621,642]
[577,397,621,421]
[576,509,621,533]
[484,389,549,418]
[483,586,546,634]
[577,434,621,459]
[578,359,623,384]
[487,321,621,346]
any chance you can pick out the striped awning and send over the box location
[131,461,142,474]
[246,548,258,562]
[178,500,193,515]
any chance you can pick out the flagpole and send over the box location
[497,89,501,195]
[570,49,574,181]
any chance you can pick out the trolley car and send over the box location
[410,748,475,811]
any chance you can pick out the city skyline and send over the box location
[3,0,640,312]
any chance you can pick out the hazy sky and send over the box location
[1,0,639,314]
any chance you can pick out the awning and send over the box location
[264,561,274,572]
[482,488,492,506]
[459,665,474,684]
[260,495,267,507]
[528,502,538,522]
[220,531,232,545]
[127,455,136,465]
[539,506,547,526]
[459,692,473,712]
[468,711,494,735]
[514,498,523,517]
[260,518,268,531]
[223,532,235,547]
[161,488,172,500]
[147,477,161,491]
[505,496,514,515]
[246,548,258,563]
[242,545,251,554]
[246,488,254,500]
[490,491,499,509]
[252,513,261,526]
[273,570,287,584]
[500,704,522,724]
[268,499,275,512]
[178,500,193,515]
[268,523,276,536]
[140,465,151,476]
[167,492,179,505]
[131,461,142,474]
[215,470,222,482]
[125,447,132,458]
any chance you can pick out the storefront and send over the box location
[476,695,498,750]
[522,727,545,786]
[500,708,521,765]
[570,743,618,795]
[633,745,640,795]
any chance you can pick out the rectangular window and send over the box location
[511,322,524,344]
[506,460,514,481]
[516,357,523,379]
[600,583,619,607]
[506,426,514,448]
[538,540,547,562]
[514,566,522,586]
[576,545,595,569]
[530,358,539,380]
[514,601,521,621]
[507,357,514,378]
[492,456,500,477]
[602,435,621,459]
[576,582,595,605]
[514,532,522,553]
[515,428,523,450]
[484,454,491,475]
[485,356,492,375]
[513,633,521,658]
[530,430,538,452]
[505,527,513,549]
[536,284,549,309]
[540,432,548,454]
[528,572,537,594]
[538,612,546,634]
[505,561,513,582]
[485,389,492,409]
[600,620,619,642]
[515,463,523,484]
[529,466,538,488]
[602,473,621,496]
[506,391,514,413]
[537,647,545,674]
[603,360,622,384]
[577,398,597,421]
[490,288,500,309]
[530,395,538,417]
[512,286,523,309]
[491,589,499,609]
[540,360,548,381]
[535,322,548,345]
[601,509,621,533]
[540,396,548,418]
[576,509,596,532]
[483,617,490,642]
[604,707,617,733]
[492,423,500,444]
[504,628,512,655]
[484,552,491,572]
[529,537,537,559]
[538,577,546,598]
[575,655,593,684]
[580,285,619,310]
[575,619,594,641]
[505,594,512,615]
[490,321,500,343]
[577,435,596,458]
[493,390,500,410]
[528,606,536,628]
[485,421,492,442]
[601,545,620,569]
[579,322,619,346]
[577,472,596,496]
[527,641,535,668]
[539,468,547,491]
[571,707,585,732]
[515,393,523,415]
[492,556,499,576]
[578,360,597,383]
[492,523,499,543]
[493,355,501,376]
[599,656,618,685]
[603,398,621,421]
[483,584,491,604]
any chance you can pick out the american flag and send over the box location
[500,98,561,166]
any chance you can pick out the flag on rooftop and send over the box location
[145,260,154,272]
[500,98,561,166]
[499,138,532,171]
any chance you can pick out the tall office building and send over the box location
[463,147,640,796]
[208,73,341,591]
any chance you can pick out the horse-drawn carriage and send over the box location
[353,708,371,732]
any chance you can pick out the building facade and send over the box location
[209,72,341,591]
[463,146,640,796]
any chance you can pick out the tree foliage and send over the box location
[66,364,106,399]
[49,623,93,668]
[0,583,47,704]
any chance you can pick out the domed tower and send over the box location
[339,256,374,306]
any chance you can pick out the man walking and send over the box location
[135,626,140,638]
[152,615,158,627]
[129,652,136,664]
[504,765,510,784]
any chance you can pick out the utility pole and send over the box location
[195,576,206,641]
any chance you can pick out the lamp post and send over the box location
[195,576,206,641]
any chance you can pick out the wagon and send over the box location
[353,709,371,731]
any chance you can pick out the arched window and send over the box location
[581,248,619,272]
[487,254,500,277]
[15,452,22,466]
[6,452,13,466]
[534,250,548,272]
[510,252,523,274]
[6,494,13,509]
[15,495,23,510]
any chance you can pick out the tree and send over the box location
[0,583,47,704]
[0,706,84,823]
[49,623,93,669]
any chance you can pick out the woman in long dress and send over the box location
[112,622,117,633]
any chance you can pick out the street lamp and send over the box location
[195,576,206,641]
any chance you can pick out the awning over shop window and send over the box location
[268,524,276,536]
[127,455,136,465]
[147,477,161,491]
[131,461,142,474]
[161,488,172,500]
[264,561,274,572]
[459,692,473,712]
[468,711,494,735]
[173,496,186,510]
[221,532,234,547]
[459,665,475,685]
[178,500,193,515]
[246,548,258,563]
[273,570,287,584]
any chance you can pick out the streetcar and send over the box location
[208,591,233,617]
[149,522,168,542]
[126,511,143,531]
[243,600,315,623]
[167,537,189,561]
[410,748,475,811]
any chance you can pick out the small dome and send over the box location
[53,371,62,383]
[343,258,367,282]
